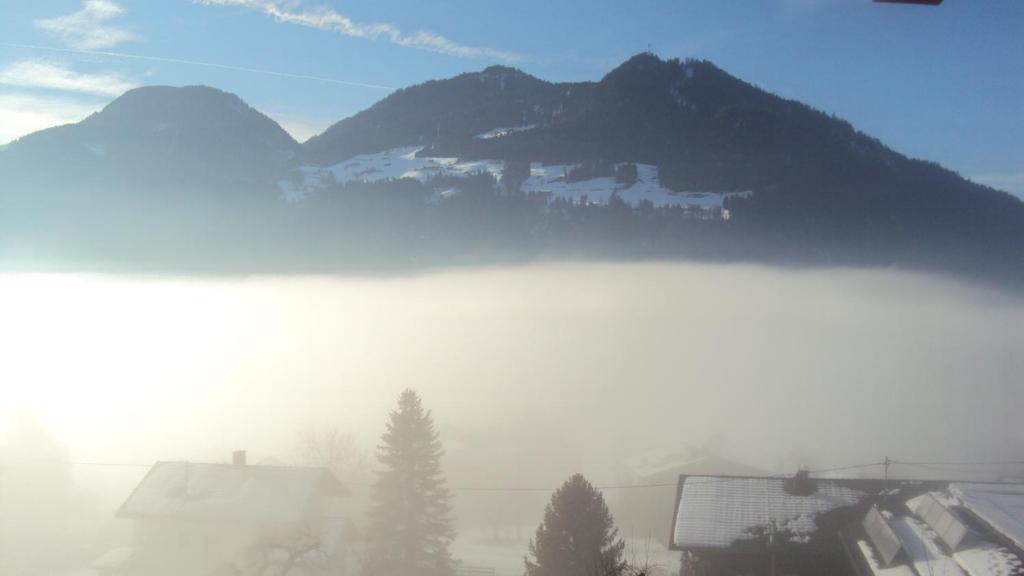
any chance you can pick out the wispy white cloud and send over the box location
[2,42,395,91]
[0,93,102,145]
[35,0,138,50]
[197,0,522,62]
[0,59,138,97]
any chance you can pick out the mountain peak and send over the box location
[618,51,664,69]
[472,64,543,87]
[602,53,722,84]
[480,64,527,76]
[96,85,258,123]
[3,83,297,188]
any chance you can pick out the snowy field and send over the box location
[279,146,748,211]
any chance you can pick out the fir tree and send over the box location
[364,389,456,576]
[525,474,626,576]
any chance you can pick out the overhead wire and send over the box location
[1,458,1016,492]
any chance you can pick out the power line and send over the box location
[1,458,152,468]
[893,461,981,479]
[892,459,1024,467]
[4,458,1015,493]
[805,462,886,475]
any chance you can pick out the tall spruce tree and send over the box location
[525,474,626,576]
[364,389,456,576]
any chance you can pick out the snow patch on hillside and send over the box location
[474,125,537,140]
[329,146,503,183]
[523,162,748,210]
[279,146,749,213]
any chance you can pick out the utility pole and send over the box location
[883,456,891,492]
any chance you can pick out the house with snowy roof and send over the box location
[104,451,349,576]
[614,452,767,548]
[669,472,1024,576]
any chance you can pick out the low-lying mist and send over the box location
[1,262,1022,553]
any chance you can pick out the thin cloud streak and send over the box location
[197,0,522,63]
[1,43,395,91]
[35,0,139,50]
[0,59,137,97]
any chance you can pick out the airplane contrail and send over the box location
[0,42,396,91]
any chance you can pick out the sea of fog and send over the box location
[1,262,1022,538]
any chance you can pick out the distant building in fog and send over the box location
[669,472,1024,576]
[99,451,350,576]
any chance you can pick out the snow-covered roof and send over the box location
[854,487,1024,576]
[117,461,343,523]
[857,510,1023,576]
[952,484,1024,554]
[671,476,867,550]
[675,474,1024,576]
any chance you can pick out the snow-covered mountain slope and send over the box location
[278,146,748,212]
[474,124,538,140]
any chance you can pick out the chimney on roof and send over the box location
[232,450,247,466]
[783,468,818,496]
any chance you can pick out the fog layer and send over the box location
[1,262,1021,494]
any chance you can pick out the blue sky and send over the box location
[1,0,1021,195]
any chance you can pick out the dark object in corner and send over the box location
[874,0,943,5]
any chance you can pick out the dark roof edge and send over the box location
[668,473,686,550]
[147,460,337,473]
[675,473,1024,485]
[115,461,346,520]
[115,462,162,519]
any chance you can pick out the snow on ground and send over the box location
[279,146,748,212]
[474,125,537,139]
[954,541,1024,576]
[522,162,748,210]
[857,540,917,576]
[328,146,503,184]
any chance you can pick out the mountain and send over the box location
[300,53,936,189]
[294,53,1022,281]
[302,65,568,166]
[1,55,1021,284]
[0,85,298,190]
